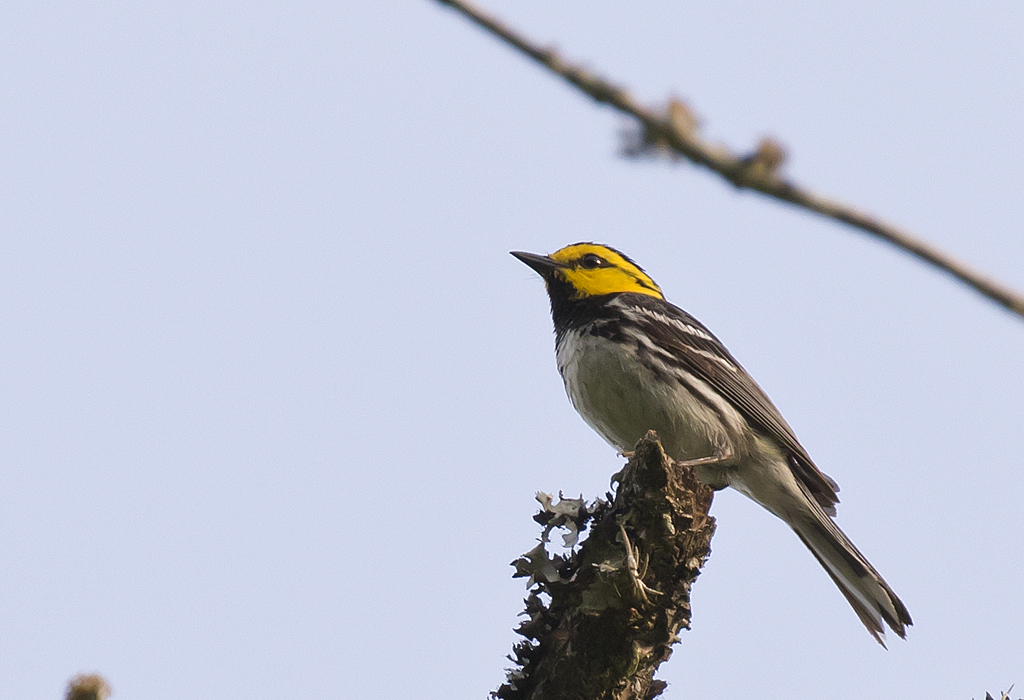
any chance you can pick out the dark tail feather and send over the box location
[792,509,912,646]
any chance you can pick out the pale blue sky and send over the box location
[2,1,1022,698]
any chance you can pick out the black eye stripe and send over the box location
[579,253,607,269]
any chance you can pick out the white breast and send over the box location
[556,326,746,462]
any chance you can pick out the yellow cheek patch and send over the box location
[550,243,664,300]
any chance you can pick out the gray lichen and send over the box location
[495,432,716,700]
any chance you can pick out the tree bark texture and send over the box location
[495,432,716,700]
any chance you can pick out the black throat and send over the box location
[546,277,623,341]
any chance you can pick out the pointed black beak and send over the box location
[511,251,560,277]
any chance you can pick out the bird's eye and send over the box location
[580,254,605,269]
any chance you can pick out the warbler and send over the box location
[512,242,911,644]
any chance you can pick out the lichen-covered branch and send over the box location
[495,432,716,700]
[435,0,1024,321]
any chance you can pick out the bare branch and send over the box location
[436,0,1024,320]
[495,432,716,700]
[65,675,111,700]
